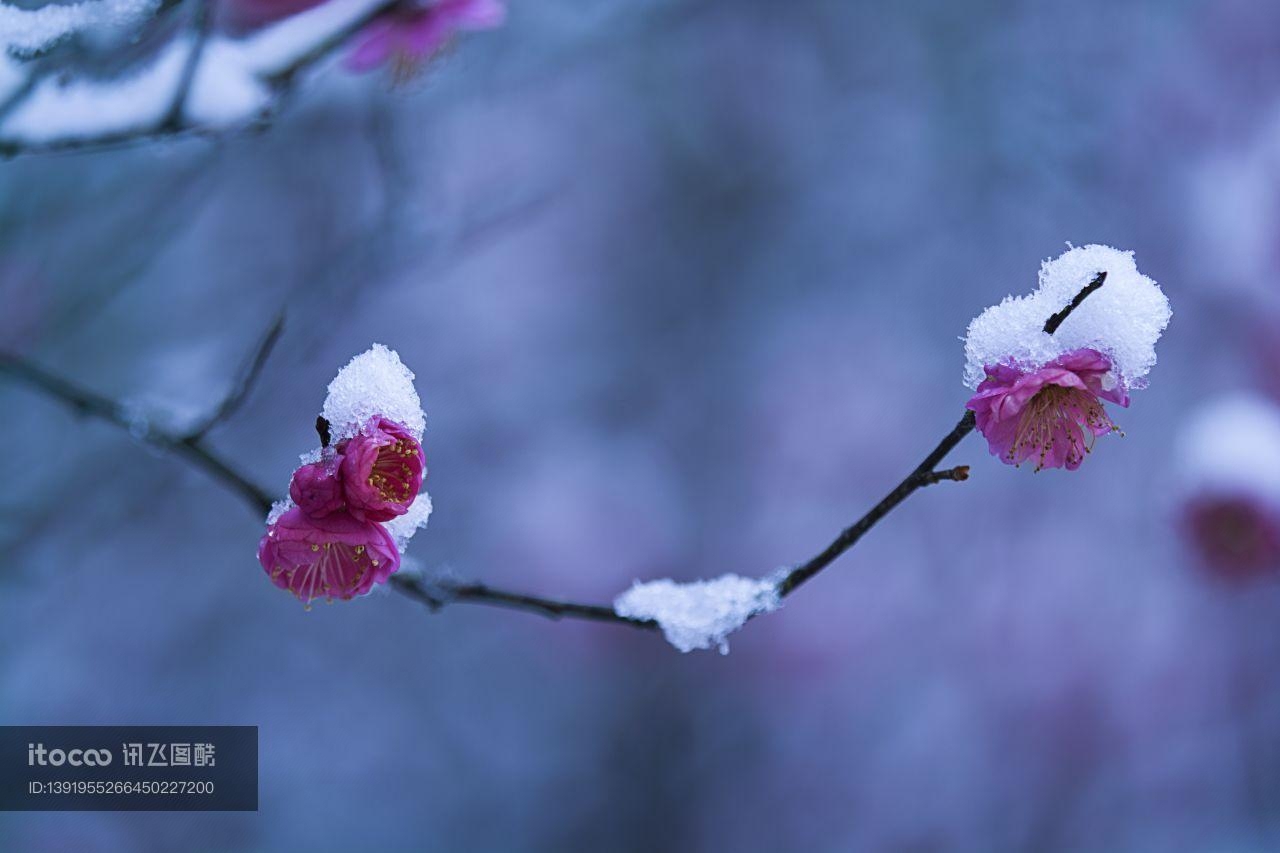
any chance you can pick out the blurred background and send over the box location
[3,0,1280,850]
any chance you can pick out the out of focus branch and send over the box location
[162,0,214,130]
[0,0,405,158]
[0,351,276,514]
[0,273,1105,635]
[186,312,285,439]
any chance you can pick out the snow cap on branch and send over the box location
[322,343,426,444]
[614,574,782,654]
[1174,394,1280,579]
[1176,394,1280,502]
[964,244,1171,391]
[0,0,160,56]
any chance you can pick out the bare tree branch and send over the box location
[390,575,659,628]
[162,0,215,131]
[0,351,276,514]
[0,272,1107,634]
[186,312,285,440]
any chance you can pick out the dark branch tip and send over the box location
[1043,270,1107,335]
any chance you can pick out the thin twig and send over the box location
[186,312,285,439]
[390,575,658,628]
[1044,271,1106,335]
[0,352,276,513]
[162,0,214,131]
[919,464,970,486]
[775,412,976,597]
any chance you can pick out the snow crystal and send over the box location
[1,36,188,143]
[185,41,272,127]
[384,492,433,553]
[613,574,782,654]
[321,344,426,443]
[1176,394,1280,502]
[963,244,1171,390]
[0,0,160,56]
[266,498,294,526]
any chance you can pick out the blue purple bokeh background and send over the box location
[3,1,1280,850]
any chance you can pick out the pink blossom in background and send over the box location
[288,453,345,519]
[258,507,400,603]
[967,348,1129,471]
[1181,494,1280,581]
[217,0,325,34]
[338,417,426,522]
[346,0,506,76]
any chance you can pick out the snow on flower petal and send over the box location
[963,244,1171,391]
[258,507,401,604]
[321,343,425,443]
[613,574,782,654]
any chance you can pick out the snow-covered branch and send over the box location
[0,0,411,156]
[0,249,1166,653]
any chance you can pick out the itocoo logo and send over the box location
[27,743,112,766]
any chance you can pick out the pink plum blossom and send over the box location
[345,0,506,77]
[1181,495,1280,582]
[966,348,1129,472]
[288,453,345,518]
[259,507,401,603]
[337,417,426,522]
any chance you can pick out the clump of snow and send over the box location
[321,344,425,443]
[297,447,323,466]
[1,37,188,143]
[614,574,782,654]
[1175,394,1280,502]
[185,41,272,127]
[384,492,433,553]
[0,0,160,56]
[963,244,1171,390]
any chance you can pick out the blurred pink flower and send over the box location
[218,0,325,33]
[1181,494,1280,581]
[258,507,400,603]
[289,455,345,519]
[967,348,1129,471]
[346,0,506,76]
[338,417,425,522]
